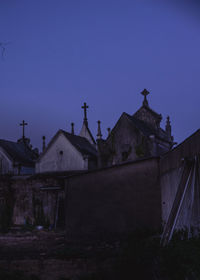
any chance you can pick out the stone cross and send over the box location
[20,120,28,139]
[141,89,149,107]
[81,102,89,121]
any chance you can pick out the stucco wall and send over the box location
[65,157,161,241]
[160,130,200,226]
[160,167,183,226]
[36,134,87,173]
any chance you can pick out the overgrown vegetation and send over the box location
[1,230,200,279]
[74,230,200,280]
[160,232,200,280]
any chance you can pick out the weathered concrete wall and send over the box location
[160,167,183,226]
[36,133,87,173]
[104,113,152,165]
[0,174,65,229]
[65,157,161,241]
[160,129,200,226]
[134,106,161,130]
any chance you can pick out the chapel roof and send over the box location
[39,129,97,161]
[136,105,162,120]
[0,139,38,166]
[79,122,96,145]
[125,113,171,143]
[62,130,97,157]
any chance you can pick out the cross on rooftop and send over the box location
[20,120,28,139]
[141,89,149,97]
[81,102,89,122]
[141,89,150,107]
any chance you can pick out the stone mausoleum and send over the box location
[97,89,174,168]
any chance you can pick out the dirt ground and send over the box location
[0,230,66,260]
[0,230,117,280]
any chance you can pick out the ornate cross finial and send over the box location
[97,120,102,140]
[141,89,150,107]
[81,102,89,125]
[20,120,28,139]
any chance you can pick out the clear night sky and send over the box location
[0,0,200,151]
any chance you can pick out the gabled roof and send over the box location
[0,139,38,166]
[134,105,162,121]
[107,112,170,143]
[62,130,97,157]
[125,113,156,136]
[38,130,97,161]
[86,126,96,145]
[79,121,96,145]
[125,113,171,142]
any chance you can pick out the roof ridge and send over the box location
[0,139,17,144]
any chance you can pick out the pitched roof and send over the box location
[86,126,96,145]
[125,113,170,142]
[134,103,162,121]
[61,130,97,157]
[79,121,96,145]
[142,105,162,120]
[125,113,156,136]
[0,139,38,166]
[39,130,97,161]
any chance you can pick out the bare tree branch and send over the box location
[0,42,11,59]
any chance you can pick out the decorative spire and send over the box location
[97,120,102,140]
[20,120,28,140]
[81,102,89,126]
[141,89,150,107]
[71,122,74,135]
[107,127,111,137]
[42,136,46,152]
[165,116,172,138]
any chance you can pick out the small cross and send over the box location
[81,102,89,121]
[20,120,28,139]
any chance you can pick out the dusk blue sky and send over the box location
[0,0,200,151]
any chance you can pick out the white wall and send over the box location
[36,133,88,173]
[0,147,13,174]
[161,166,183,226]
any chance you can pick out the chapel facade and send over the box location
[97,89,174,167]
[35,103,97,174]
